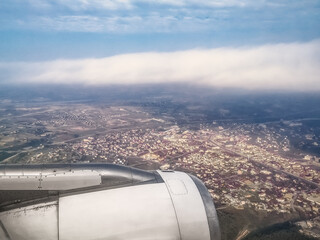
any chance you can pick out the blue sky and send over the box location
[0,0,319,91]
[1,0,319,61]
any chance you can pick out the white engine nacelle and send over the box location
[0,164,221,240]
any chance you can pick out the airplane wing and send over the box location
[0,163,220,240]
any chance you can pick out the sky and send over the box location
[0,0,320,91]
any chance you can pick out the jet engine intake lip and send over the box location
[188,174,221,240]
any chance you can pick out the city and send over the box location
[1,99,319,239]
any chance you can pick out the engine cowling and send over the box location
[0,164,220,240]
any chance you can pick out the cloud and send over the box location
[9,14,212,33]
[2,0,318,36]
[135,0,251,7]
[57,0,133,10]
[12,0,289,10]
[19,0,132,10]
[1,41,320,91]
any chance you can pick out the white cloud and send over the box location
[16,14,209,33]
[1,41,320,91]
[23,0,133,10]
[4,0,313,34]
[56,0,133,10]
[20,0,278,10]
[144,0,252,7]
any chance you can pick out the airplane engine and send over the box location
[0,164,221,240]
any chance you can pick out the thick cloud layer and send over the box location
[1,41,320,91]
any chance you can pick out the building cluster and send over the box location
[15,110,320,219]
[58,124,320,218]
